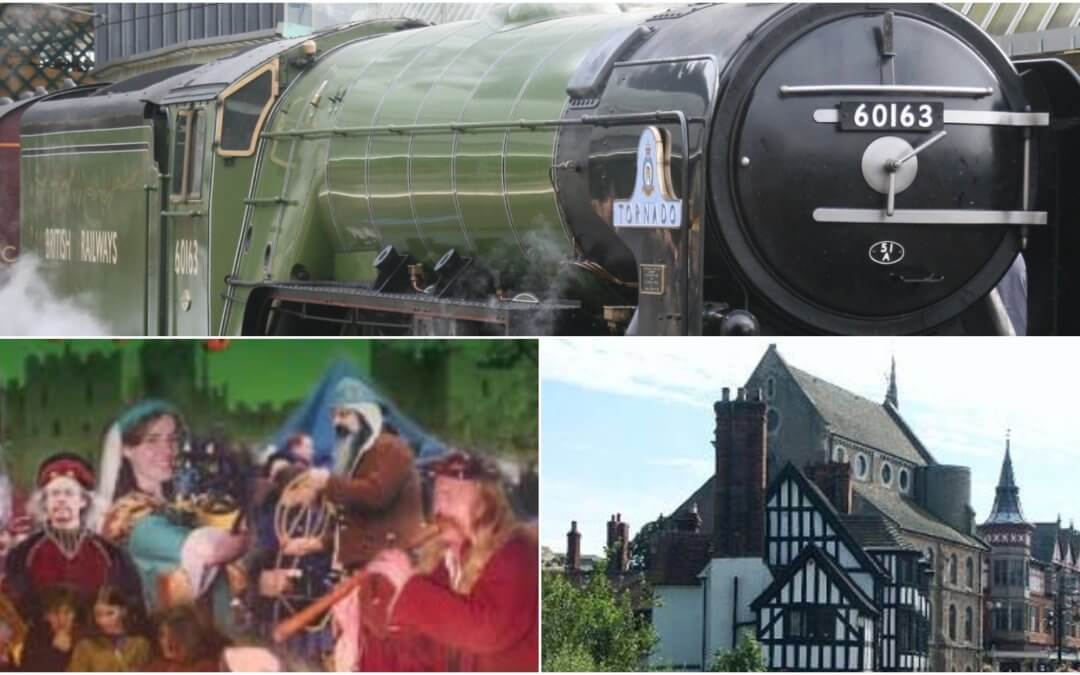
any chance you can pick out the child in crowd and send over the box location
[67,586,150,672]
[20,585,78,671]
[146,605,223,672]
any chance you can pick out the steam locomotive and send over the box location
[9,3,1080,335]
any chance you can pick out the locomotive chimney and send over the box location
[713,392,767,558]
[566,521,581,573]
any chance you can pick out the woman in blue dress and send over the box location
[95,401,249,636]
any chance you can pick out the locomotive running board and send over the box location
[813,208,1048,225]
[231,279,579,335]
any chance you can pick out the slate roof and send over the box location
[1032,522,1061,563]
[839,513,915,551]
[673,472,986,554]
[983,442,1029,526]
[673,478,715,536]
[854,481,987,550]
[784,363,930,466]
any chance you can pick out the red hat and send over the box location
[37,452,95,490]
[424,451,502,482]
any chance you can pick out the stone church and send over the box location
[647,345,986,672]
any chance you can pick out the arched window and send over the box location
[766,377,776,400]
[965,607,973,642]
[949,554,958,585]
[949,605,957,641]
[855,452,869,480]
[966,557,974,588]
[767,408,781,433]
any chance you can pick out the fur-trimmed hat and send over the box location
[37,452,95,490]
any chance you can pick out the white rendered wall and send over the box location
[702,557,774,662]
[651,585,705,669]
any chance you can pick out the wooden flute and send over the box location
[271,523,445,643]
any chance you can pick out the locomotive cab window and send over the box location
[216,62,278,157]
[171,109,205,201]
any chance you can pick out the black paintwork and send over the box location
[557,3,1048,335]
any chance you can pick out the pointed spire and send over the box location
[885,355,898,409]
[997,429,1016,488]
[983,429,1028,526]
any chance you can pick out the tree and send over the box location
[628,515,666,572]
[542,566,657,671]
[710,629,766,672]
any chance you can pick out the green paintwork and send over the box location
[224,8,643,332]
[21,124,159,335]
[19,20,414,336]
[21,10,637,335]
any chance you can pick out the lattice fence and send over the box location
[0,4,94,100]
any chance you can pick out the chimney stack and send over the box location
[606,513,630,573]
[566,521,581,573]
[808,461,853,514]
[712,393,767,558]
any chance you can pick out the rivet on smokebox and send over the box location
[740,156,751,168]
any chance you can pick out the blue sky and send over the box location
[541,338,1080,555]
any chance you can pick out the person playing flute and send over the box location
[360,451,538,672]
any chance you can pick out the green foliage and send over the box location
[710,629,767,672]
[543,643,598,672]
[542,568,657,672]
[628,515,666,572]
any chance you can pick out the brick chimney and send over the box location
[713,386,767,557]
[566,520,581,573]
[606,513,630,573]
[808,461,853,514]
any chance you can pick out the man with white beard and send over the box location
[286,378,424,572]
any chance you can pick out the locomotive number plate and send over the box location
[838,102,943,131]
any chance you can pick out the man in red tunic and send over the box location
[362,451,538,672]
[3,452,143,610]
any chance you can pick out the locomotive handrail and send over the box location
[260,113,706,140]
[780,84,994,98]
